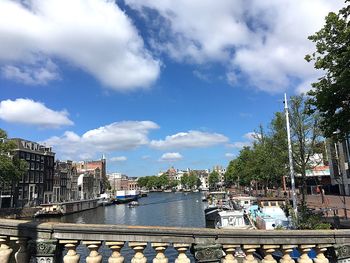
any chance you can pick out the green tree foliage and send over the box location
[306,2,350,140]
[289,95,323,204]
[137,177,149,188]
[181,173,189,189]
[138,174,178,190]
[0,129,28,185]
[225,114,288,192]
[169,179,179,189]
[208,171,219,189]
[187,172,197,189]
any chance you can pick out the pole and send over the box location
[334,142,348,219]
[284,93,298,215]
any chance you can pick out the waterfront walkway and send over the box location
[306,194,350,217]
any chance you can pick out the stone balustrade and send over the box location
[0,219,349,263]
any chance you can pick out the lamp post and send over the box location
[284,93,298,215]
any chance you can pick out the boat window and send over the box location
[263,201,269,207]
[278,201,284,206]
[270,201,277,206]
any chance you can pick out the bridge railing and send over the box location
[0,219,349,262]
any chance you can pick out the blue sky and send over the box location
[0,0,343,176]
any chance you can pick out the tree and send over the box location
[0,129,27,186]
[187,172,197,190]
[289,95,323,204]
[137,177,149,188]
[208,171,219,190]
[158,173,170,189]
[180,173,188,189]
[169,179,179,189]
[306,2,350,141]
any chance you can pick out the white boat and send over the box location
[115,190,139,204]
[231,195,257,210]
[249,197,291,230]
[215,210,256,229]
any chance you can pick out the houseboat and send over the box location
[34,199,100,217]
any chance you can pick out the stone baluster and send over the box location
[297,245,315,263]
[314,245,331,263]
[174,243,191,263]
[280,245,297,263]
[223,245,239,263]
[60,240,80,263]
[0,236,13,263]
[129,242,147,263]
[152,243,169,263]
[106,241,125,263]
[262,245,279,263]
[83,241,102,263]
[243,245,260,263]
[12,237,29,263]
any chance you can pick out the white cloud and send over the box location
[1,59,59,85]
[225,153,235,158]
[43,121,159,159]
[159,152,183,162]
[0,0,160,90]
[226,142,251,149]
[110,156,127,162]
[243,132,258,141]
[0,98,73,128]
[150,130,228,150]
[125,0,343,93]
[227,132,257,149]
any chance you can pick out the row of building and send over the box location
[0,138,107,208]
[106,166,227,193]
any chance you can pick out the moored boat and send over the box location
[34,199,99,217]
[215,210,256,229]
[115,190,139,204]
[249,197,291,230]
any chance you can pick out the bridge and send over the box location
[0,219,349,262]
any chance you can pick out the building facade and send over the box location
[11,139,55,207]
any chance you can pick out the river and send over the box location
[38,192,206,227]
[36,192,206,262]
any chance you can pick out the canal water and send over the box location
[37,192,206,262]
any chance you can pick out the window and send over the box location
[30,171,34,183]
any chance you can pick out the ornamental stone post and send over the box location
[334,244,350,263]
[29,239,59,263]
[193,243,223,263]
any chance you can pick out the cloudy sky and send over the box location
[0,0,344,176]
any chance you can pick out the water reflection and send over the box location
[37,192,206,228]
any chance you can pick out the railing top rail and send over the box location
[0,219,349,245]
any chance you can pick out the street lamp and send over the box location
[284,93,298,215]
[332,131,348,219]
